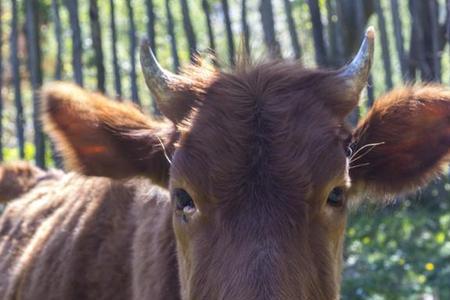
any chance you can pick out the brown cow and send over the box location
[1,27,450,299]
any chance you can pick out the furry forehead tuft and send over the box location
[175,60,357,122]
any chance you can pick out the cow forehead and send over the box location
[172,66,348,203]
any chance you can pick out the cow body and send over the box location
[0,174,179,300]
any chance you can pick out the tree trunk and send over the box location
[390,0,408,81]
[145,0,160,115]
[428,0,441,82]
[10,0,25,159]
[374,0,393,89]
[126,0,140,105]
[51,0,63,80]
[259,0,281,58]
[335,0,374,57]
[89,0,105,92]
[0,2,3,161]
[326,0,344,67]
[353,0,367,41]
[109,0,122,99]
[408,0,433,82]
[64,0,83,86]
[145,0,157,55]
[283,0,301,59]
[408,0,445,82]
[25,0,46,168]
[221,0,235,66]
[165,0,180,71]
[448,0,450,83]
[241,0,251,57]
[306,0,327,66]
[201,0,216,53]
[180,0,197,61]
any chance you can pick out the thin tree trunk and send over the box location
[165,0,180,71]
[50,0,64,167]
[25,0,46,168]
[326,0,337,65]
[201,0,216,53]
[448,0,450,83]
[408,0,443,82]
[51,0,63,80]
[409,0,432,81]
[145,0,157,55]
[0,2,3,161]
[145,0,160,115]
[390,0,408,81]
[333,0,345,64]
[283,0,301,59]
[10,0,25,159]
[241,0,251,57]
[428,0,441,82]
[354,0,366,39]
[109,0,122,98]
[65,0,83,86]
[180,0,197,61]
[126,0,140,105]
[374,0,393,89]
[89,0,105,92]
[326,0,344,67]
[336,0,375,57]
[259,0,281,58]
[306,0,328,66]
[221,0,235,66]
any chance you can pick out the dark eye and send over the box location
[173,188,196,213]
[345,146,353,157]
[327,187,346,208]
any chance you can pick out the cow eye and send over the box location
[173,188,196,214]
[327,187,346,208]
[345,146,353,157]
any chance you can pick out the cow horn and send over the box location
[140,38,184,122]
[338,26,375,96]
[140,38,177,99]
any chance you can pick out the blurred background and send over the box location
[0,0,449,299]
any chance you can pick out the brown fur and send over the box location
[0,162,62,202]
[0,173,178,300]
[2,61,450,299]
[350,85,450,197]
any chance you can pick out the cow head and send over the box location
[42,28,450,299]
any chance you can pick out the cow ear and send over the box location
[349,85,450,198]
[41,82,176,187]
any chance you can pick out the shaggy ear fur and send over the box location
[0,162,47,202]
[350,85,450,197]
[41,82,176,186]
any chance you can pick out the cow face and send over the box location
[42,28,450,300]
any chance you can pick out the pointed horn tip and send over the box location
[365,26,375,40]
[140,37,151,51]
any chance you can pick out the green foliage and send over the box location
[4,142,36,161]
[342,180,450,299]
